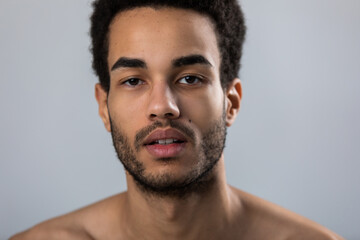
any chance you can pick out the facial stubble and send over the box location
[109,111,227,198]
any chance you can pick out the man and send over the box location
[11,0,343,239]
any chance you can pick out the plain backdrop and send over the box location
[1,0,359,239]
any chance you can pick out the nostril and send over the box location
[149,112,176,120]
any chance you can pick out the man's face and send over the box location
[97,7,237,196]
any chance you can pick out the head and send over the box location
[90,0,246,92]
[91,1,245,197]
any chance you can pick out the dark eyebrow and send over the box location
[172,54,213,68]
[111,57,147,71]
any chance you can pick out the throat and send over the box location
[123,158,234,239]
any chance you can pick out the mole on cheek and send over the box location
[189,119,192,123]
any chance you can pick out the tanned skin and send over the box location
[11,7,343,240]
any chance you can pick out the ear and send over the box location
[225,78,242,127]
[95,83,111,132]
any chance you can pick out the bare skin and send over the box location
[11,7,343,240]
[10,174,343,240]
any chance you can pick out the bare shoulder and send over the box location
[229,186,344,240]
[10,193,125,240]
[9,223,93,240]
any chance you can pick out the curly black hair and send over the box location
[90,0,246,92]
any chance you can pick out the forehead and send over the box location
[107,7,220,71]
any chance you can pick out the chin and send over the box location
[129,160,218,199]
[144,162,197,181]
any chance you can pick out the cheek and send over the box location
[107,94,146,140]
[181,87,224,131]
[109,89,146,116]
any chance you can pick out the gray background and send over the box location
[0,0,359,239]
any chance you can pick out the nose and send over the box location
[147,82,180,121]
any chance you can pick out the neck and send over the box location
[121,156,239,239]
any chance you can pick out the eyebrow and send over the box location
[111,57,147,71]
[110,54,212,72]
[172,54,213,68]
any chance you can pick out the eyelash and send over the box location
[177,75,205,85]
[120,74,206,87]
[122,78,145,87]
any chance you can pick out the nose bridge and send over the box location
[147,80,180,120]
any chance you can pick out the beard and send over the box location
[109,110,227,198]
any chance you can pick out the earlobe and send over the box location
[95,83,111,132]
[225,78,242,127]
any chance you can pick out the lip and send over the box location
[143,128,188,158]
[143,128,187,145]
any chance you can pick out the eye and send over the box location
[122,78,144,87]
[178,75,203,85]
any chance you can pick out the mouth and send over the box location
[143,128,188,146]
[143,129,188,158]
[146,138,185,146]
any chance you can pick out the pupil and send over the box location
[129,78,138,85]
[186,76,196,83]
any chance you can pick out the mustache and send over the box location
[134,121,195,152]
